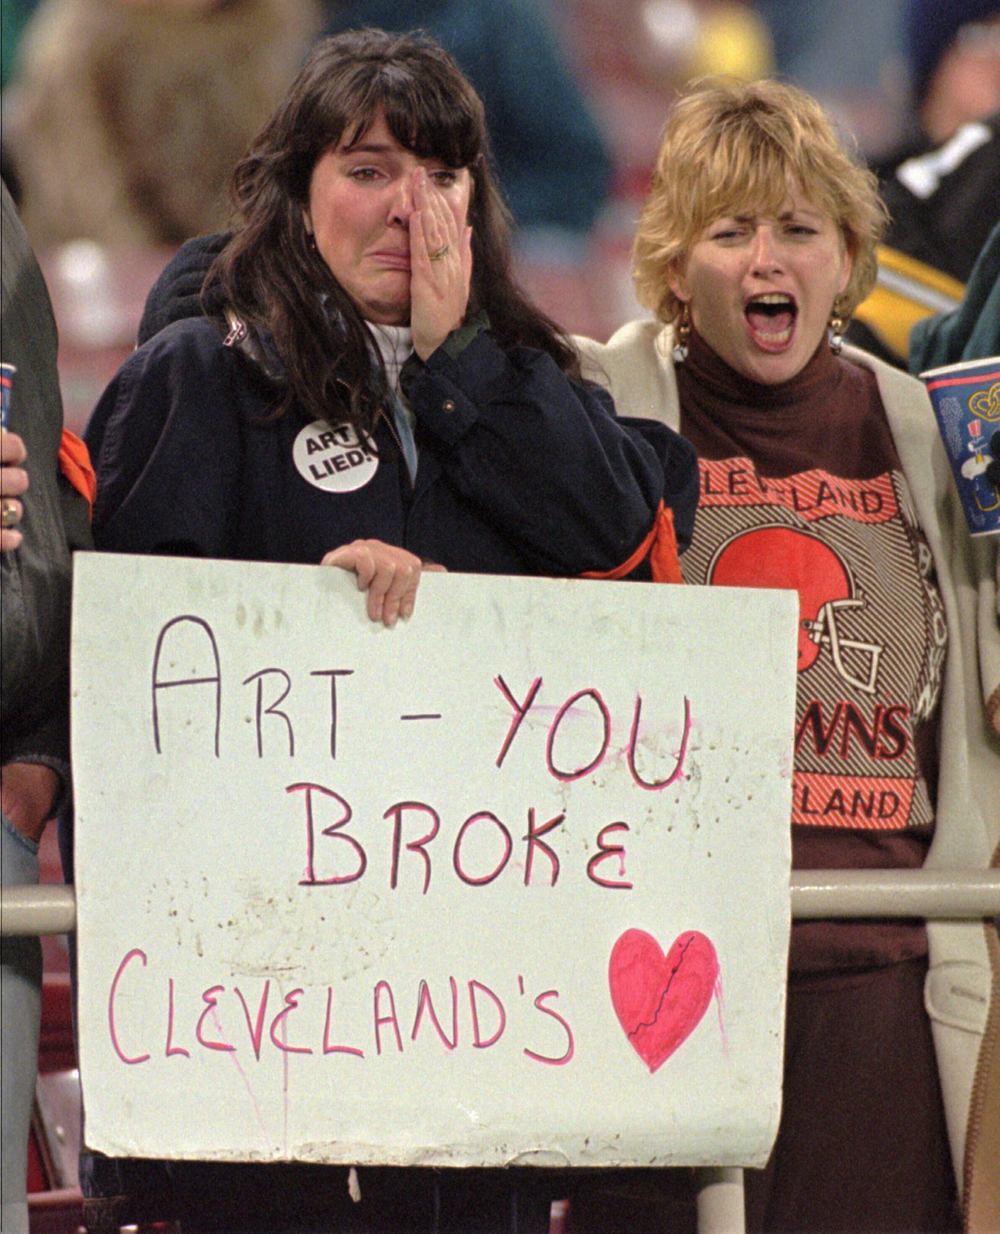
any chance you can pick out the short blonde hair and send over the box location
[633,78,887,326]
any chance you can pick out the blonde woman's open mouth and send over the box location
[745,293,797,351]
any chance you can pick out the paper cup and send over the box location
[0,362,15,431]
[920,355,1000,536]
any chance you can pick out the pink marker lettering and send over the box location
[453,812,512,886]
[586,823,633,890]
[234,982,271,1061]
[468,980,506,1048]
[411,977,459,1049]
[195,986,235,1052]
[523,990,575,1066]
[270,989,313,1055]
[374,981,403,1054]
[108,949,150,1065]
[627,694,691,790]
[545,689,611,781]
[288,782,367,885]
[323,988,364,1057]
[384,801,440,893]
[493,675,542,768]
[165,978,190,1058]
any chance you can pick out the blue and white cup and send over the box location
[920,355,1000,536]
[0,362,15,431]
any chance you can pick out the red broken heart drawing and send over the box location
[608,928,720,1073]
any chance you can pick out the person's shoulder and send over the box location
[573,319,682,427]
[841,341,926,384]
[89,316,235,445]
[85,315,249,491]
[147,313,225,349]
[840,342,934,420]
[137,232,230,345]
[126,315,230,375]
[574,318,672,380]
[578,317,671,355]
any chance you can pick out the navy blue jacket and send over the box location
[80,312,698,1224]
[85,316,698,576]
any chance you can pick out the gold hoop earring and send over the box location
[673,304,691,363]
[829,304,845,355]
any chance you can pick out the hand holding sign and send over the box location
[72,558,797,1170]
[321,539,446,626]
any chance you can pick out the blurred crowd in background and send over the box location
[0,0,998,418]
[2,2,999,1229]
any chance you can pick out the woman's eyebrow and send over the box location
[341,140,396,155]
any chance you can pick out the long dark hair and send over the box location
[209,27,579,431]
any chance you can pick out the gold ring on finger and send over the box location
[428,244,451,262]
[1,498,20,528]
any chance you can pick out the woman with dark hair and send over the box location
[210,24,587,434]
[87,28,695,624]
[79,27,697,1233]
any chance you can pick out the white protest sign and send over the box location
[71,553,797,1169]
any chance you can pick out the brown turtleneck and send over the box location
[677,326,897,479]
[677,329,945,973]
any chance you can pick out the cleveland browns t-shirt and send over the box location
[677,329,947,972]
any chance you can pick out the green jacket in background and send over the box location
[0,0,36,91]
[910,222,1000,374]
[0,179,92,792]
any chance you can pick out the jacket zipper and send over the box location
[377,406,414,494]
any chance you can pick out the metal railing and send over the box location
[6,870,999,937]
[4,870,999,1234]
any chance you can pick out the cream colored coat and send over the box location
[576,319,1000,1229]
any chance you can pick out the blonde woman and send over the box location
[577,78,999,1232]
